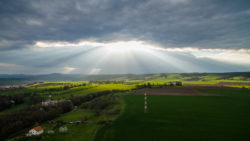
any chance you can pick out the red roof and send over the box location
[33,126,43,132]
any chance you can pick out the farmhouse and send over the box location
[26,126,44,136]
[41,99,65,106]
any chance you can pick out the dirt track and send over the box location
[135,87,221,96]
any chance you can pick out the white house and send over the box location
[26,126,44,136]
[41,99,66,106]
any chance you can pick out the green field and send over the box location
[39,109,101,141]
[95,89,250,141]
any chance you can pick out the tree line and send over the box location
[89,80,125,84]
[0,89,127,139]
[0,86,26,92]
[0,100,73,139]
[42,83,88,92]
[135,81,182,89]
[70,90,127,106]
[0,94,28,111]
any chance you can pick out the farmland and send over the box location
[0,72,250,141]
[95,89,250,141]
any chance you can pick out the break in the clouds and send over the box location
[1,41,250,74]
[0,0,250,74]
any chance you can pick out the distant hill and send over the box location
[0,72,250,86]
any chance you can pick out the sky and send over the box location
[0,0,250,74]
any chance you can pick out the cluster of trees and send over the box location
[0,86,26,92]
[89,80,125,84]
[27,95,44,105]
[0,93,45,108]
[70,90,126,106]
[136,81,182,89]
[0,100,73,139]
[62,83,87,90]
[43,87,68,92]
[81,95,119,116]
[0,94,28,111]
[43,83,88,92]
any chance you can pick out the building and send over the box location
[41,99,65,106]
[26,126,44,136]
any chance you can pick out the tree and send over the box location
[176,81,182,86]
[147,82,152,88]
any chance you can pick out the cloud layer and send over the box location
[0,0,250,74]
[1,0,250,50]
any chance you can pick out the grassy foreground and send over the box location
[95,89,250,141]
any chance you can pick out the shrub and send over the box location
[59,127,68,133]
[106,109,121,115]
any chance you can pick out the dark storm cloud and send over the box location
[0,0,250,50]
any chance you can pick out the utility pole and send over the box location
[144,92,147,113]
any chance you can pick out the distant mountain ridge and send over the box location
[0,72,250,87]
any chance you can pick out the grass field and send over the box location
[39,110,101,141]
[0,103,28,115]
[95,89,250,141]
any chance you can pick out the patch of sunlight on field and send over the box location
[96,84,135,90]
[50,84,135,99]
